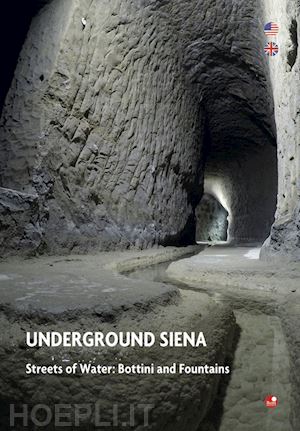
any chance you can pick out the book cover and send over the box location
[0,1,299,430]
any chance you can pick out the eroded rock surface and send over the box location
[0,0,203,254]
[0,187,46,254]
[261,0,300,261]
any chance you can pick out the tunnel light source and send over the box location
[203,176,232,242]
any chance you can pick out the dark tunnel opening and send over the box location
[194,89,278,246]
[0,1,48,114]
[180,3,279,248]
[287,19,298,69]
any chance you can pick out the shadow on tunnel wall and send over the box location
[0,1,49,114]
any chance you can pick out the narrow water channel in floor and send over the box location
[125,260,292,431]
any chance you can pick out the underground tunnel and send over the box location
[0,0,279,254]
[0,0,299,430]
[195,90,278,245]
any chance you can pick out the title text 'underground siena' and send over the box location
[26,331,207,348]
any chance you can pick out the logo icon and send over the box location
[264,22,279,37]
[264,42,279,56]
[264,395,279,408]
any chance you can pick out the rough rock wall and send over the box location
[0,0,203,254]
[196,194,228,242]
[261,0,300,261]
[0,0,277,255]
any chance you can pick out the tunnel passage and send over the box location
[0,0,278,255]
[178,0,279,245]
[199,97,278,244]
[196,193,228,242]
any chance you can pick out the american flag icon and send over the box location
[264,22,279,37]
[264,42,279,56]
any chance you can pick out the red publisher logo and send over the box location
[264,395,278,408]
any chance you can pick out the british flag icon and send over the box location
[264,42,279,57]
